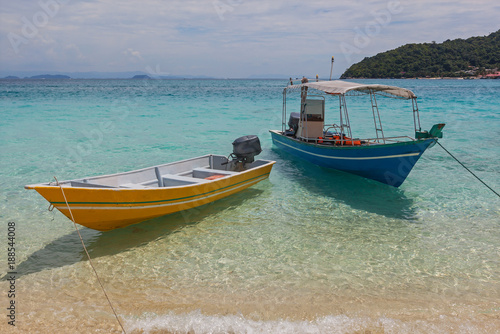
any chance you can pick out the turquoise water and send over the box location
[0,78,499,333]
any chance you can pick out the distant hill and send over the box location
[1,71,298,80]
[341,30,500,78]
[131,74,151,79]
[29,74,71,79]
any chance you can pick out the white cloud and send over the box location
[0,0,498,77]
[123,48,142,61]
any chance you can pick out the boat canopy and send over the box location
[286,80,417,99]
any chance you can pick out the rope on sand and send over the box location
[54,176,127,333]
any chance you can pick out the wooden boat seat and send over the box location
[161,174,211,187]
[192,168,238,179]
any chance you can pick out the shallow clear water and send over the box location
[0,78,499,333]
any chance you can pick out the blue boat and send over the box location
[270,79,445,187]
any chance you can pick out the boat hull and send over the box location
[270,130,435,187]
[28,162,274,231]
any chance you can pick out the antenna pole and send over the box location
[329,56,335,81]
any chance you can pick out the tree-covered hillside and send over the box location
[341,30,500,78]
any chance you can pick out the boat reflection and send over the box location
[271,149,416,220]
[6,188,264,280]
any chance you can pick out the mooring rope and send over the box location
[437,142,500,198]
[54,177,127,333]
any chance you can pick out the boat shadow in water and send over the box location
[271,149,417,220]
[5,188,264,280]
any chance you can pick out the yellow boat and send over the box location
[26,136,275,231]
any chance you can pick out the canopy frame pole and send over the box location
[369,90,385,144]
[412,97,421,133]
[338,94,352,144]
[282,89,287,133]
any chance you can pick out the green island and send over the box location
[341,30,500,79]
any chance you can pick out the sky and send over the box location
[0,0,499,78]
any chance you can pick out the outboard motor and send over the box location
[231,135,262,164]
[287,112,300,135]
